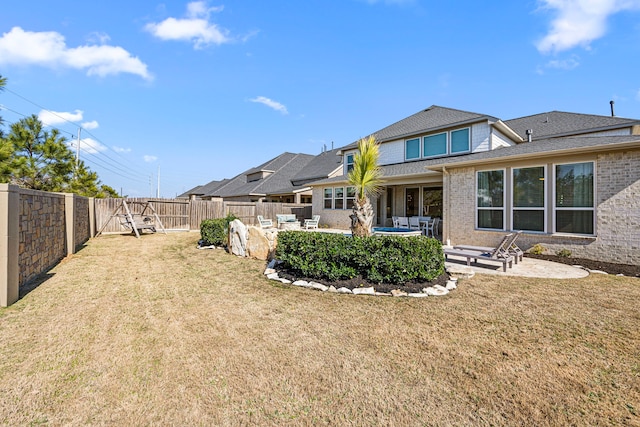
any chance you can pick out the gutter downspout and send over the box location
[442,166,450,246]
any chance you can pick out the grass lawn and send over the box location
[0,232,638,426]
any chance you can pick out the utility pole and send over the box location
[75,127,82,166]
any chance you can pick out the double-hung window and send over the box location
[513,166,545,232]
[554,162,594,235]
[324,188,333,209]
[346,154,354,173]
[477,170,504,230]
[346,187,356,209]
[334,187,345,210]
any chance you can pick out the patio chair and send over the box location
[392,216,399,227]
[426,217,440,238]
[409,216,421,231]
[444,233,514,272]
[257,215,274,228]
[304,215,320,230]
[454,230,524,263]
[397,217,409,228]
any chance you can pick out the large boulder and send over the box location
[228,219,248,257]
[229,220,278,260]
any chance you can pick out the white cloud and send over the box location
[113,146,132,153]
[0,26,152,80]
[67,137,106,155]
[38,109,83,126]
[144,155,158,163]
[536,0,640,53]
[250,96,288,114]
[145,1,230,49]
[81,120,99,130]
[537,55,581,73]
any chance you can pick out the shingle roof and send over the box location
[291,148,343,184]
[504,111,639,140]
[339,105,497,151]
[312,135,640,185]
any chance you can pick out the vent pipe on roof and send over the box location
[610,100,615,117]
[526,129,533,142]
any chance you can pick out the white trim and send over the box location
[476,168,506,231]
[552,160,596,236]
[511,165,547,233]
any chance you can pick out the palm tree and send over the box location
[348,135,383,237]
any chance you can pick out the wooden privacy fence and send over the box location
[95,198,312,233]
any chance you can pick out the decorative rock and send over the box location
[589,270,608,275]
[445,280,457,290]
[408,293,429,298]
[292,280,312,288]
[352,287,375,295]
[246,227,271,260]
[446,264,475,279]
[310,282,329,292]
[228,219,248,257]
[328,285,338,293]
[267,273,280,280]
[391,289,408,297]
[278,278,291,284]
[264,268,276,275]
[423,286,449,296]
[375,292,392,296]
[337,287,353,294]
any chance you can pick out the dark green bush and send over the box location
[276,231,445,285]
[200,214,238,246]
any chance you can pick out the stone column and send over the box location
[0,184,19,307]
[65,193,75,256]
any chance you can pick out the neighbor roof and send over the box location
[504,111,640,140]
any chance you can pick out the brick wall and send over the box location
[446,149,640,264]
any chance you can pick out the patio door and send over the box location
[406,187,420,217]
[422,187,443,217]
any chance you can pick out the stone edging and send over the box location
[263,259,466,297]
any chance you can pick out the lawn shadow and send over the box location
[19,272,56,299]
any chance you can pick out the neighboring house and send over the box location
[311,105,640,264]
[180,149,343,203]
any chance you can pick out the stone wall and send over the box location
[74,196,91,250]
[18,189,67,286]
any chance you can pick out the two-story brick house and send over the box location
[311,105,640,264]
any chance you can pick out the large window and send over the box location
[513,166,545,232]
[477,170,504,230]
[423,133,447,157]
[325,186,356,210]
[555,162,594,234]
[405,138,420,160]
[451,128,470,154]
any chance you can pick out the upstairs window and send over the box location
[423,133,447,157]
[450,128,470,154]
[346,154,354,173]
[405,138,420,160]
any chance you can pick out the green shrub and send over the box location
[200,214,238,246]
[275,231,445,285]
[556,248,572,258]
[530,243,545,255]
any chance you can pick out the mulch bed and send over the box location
[525,254,640,277]
[275,266,450,294]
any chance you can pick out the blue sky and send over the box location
[1,0,640,198]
